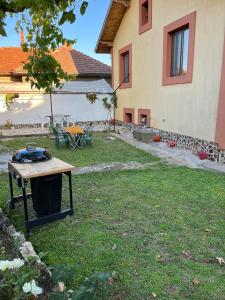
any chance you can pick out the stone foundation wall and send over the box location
[160,130,225,163]
[0,120,107,130]
[127,120,225,164]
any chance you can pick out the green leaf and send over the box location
[59,10,76,25]
[38,252,48,259]
[49,264,79,285]
[80,1,88,15]
[49,291,68,300]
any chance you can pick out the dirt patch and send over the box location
[72,161,160,175]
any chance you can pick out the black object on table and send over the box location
[8,157,74,236]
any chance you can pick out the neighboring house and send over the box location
[0,41,112,126]
[96,0,225,162]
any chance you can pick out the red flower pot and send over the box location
[167,141,176,148]
[197,151,208,160]
[152,135,161,142]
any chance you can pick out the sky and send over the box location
[0,0,111,66]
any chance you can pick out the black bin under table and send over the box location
[31,173,62,217]
[8,157,74,236]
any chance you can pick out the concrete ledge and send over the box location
[133,128,159,143]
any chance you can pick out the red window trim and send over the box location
[139,0,152,35]
[215,32,225,149]
[162,11,196,86]
[138,109,151,127]
[119,44,132,89]
[123,108,135,124]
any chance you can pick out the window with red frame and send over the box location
[171,27,189,77]
[141,1,149,26]
[119,44,132,88]
[162,11,196,85]
[139,0,152,34]
[122,51,129,83]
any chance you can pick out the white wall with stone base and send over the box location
[0,93,110,126]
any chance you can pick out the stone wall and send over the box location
[0,120,108,130]
[0,208,52,291]
[128,121,225,164]
[160,130,225,163]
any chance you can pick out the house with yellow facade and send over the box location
[96,0,225,162]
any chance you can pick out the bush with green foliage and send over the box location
[0,257,41,299]
[4,94,19,110]
[49,264,113,300]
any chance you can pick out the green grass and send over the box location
[0,134,224,299]
[0,133,158,167]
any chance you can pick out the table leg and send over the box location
[21,178,29,236]
[68,171,74,212]
[8,172,15,209]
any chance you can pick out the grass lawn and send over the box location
[0,133,224,299]
[0,132,158,167]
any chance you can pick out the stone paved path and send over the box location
[111,131,225,173]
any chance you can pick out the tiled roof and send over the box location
[52,46,78,75]
[0,47,28,75]
[71,49,111,77]
[0,46,111,77]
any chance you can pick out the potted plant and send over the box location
[197,151,208,160]
[152,135,161,142]
[167,140,176,148]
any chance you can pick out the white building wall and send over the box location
[0,93,110,125]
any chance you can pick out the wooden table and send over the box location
[8,158,74,236]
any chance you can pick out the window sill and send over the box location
[139,22,152,35]
[162,73,193,86]
[119,82,132,89]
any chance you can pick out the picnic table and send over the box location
[8,158,74,236]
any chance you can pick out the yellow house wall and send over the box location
[0,76,16,83]
[113,0,225,142]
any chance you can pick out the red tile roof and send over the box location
[0,47,28,75]
[52,46,78,75]
[71,49,111,77]
[0,46,111,77]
